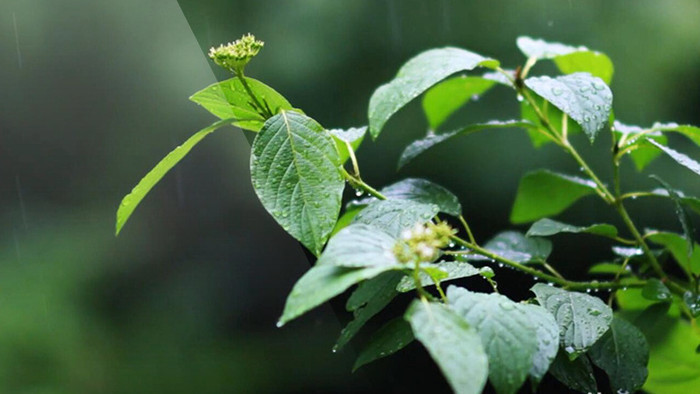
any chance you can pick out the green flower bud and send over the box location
[208,33,264,73]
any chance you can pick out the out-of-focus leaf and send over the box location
[648,139,700,177]
[480,231,552,264]
[613,120,668,171]
[422,76,497,130]
[526,218,618,238]
[548,350,597,393]
[396,261,479,292]
[353,317,414,371]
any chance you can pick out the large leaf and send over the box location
[447,287,538,394]
[516,36,614,84]
[351,178,462,217]
[328,126,366,164]
[278,264,400,326]
[398,120,535,168]
[548,351,597,393]
[481,231,552,264]
[613,121,668,171]
[524,73,613,142]
[646,231,700,274]
[405,300,489,394]
[531,283,613,356]
[510,170,598,224]
[526,218,618,238]
[368,47,498,138]
[353,317,414,371]
[190,77,292,131]
[648,139,700,177]
[651,176,696,259]
[519,303,560,385]
[422,76,497,130]
[250,111,344,256]
[335,271,403,351]
[116,118,234,235]
[396,261,480,292]
[352,200,438,237]
[317,224,399,268]
[589,316,649,392]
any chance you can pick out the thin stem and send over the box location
[345,141,361,178]
[541,261,566,281]
[235,68,271,118]
[340,168,386,200]
[430,275,448,303]
[458,215,477,245]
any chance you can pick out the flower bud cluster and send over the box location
[393,222,455,263]
[208,34,264,73]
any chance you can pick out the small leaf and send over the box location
[335,271,403,351]
[651,175,696,259]
[328,126,366,164]
[447,287,539,394]
[531,283,613,356]
[510,170,598,224]
[589,316,650,393]
[648,138,700,177]
[190,77,292,131]
[398,120,535,168]
[641,278,672,303]
[646,231,700,274]
[353,317,414,371]
[422,76,497,130]
[548,350,597,393]
[405,300,489,394]
[116,119,234,235]
[250,111,344,256]
[524,73,613,142]
[613,120,668,171]
[481,231,552,264]
[318,224,399,268]
[278,264,400,326]
[519,303,560,385]
[396,261,479,292]
[368,47,498,138]
[527,218,618,238]
[352,178,462,217]
[588,262,627,275]
[353,200,438,237]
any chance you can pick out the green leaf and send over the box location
[352,178,462,217]
[190,77,293,131]
[330,206,363,237]
[651,176,696,259]
[524,73,613,142]
[526,218,618,238]
[405,300,489,394]
[683,292,700,317]
[481,231,552,264]
[353,317,414,371]
[613,121,668,171]
[422,76,497,130]
[646,231,700,274]
[589,316,649,392]
[317,224,399,268]
[645,188,700,217]
[278,264,400,326]
[520,94,584,148]
[648,138,700,177]
[396,261,479,292]
[642,278,672,303]
[519,303,560,385]
[588,262,628,275]
[115,118,233,235]
[398,120,535,168]
[368,47,498,138]
[328,126,366,164]
[510,170,598,224]
[531,283,613,356]
[548,350,597,393]
[447,287,538,394]
[335,271,403,351]
[516,36,614,84]
[654,122,700,148]
[352,200,438,237]
[250,111,344,256]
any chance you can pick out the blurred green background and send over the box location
[1,0,699,392]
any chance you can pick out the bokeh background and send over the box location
[1,0,699,392]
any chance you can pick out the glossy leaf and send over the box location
[651,176,696,259]
[422,76,497,129]
[548,350,597,393]
[396,261,479,292]
[353,200,438,237]
[406,300,489,394]
[648,139,700,177]
[318,224,399,268]
[641,278,672,303]
[589,316,649,392]
[519,303,560,385]
[368,47,498,138]
[190,77,292,131]
[526,218,618,238]
[353,317,414,371]
[510,170,598,224]
[352,178,462,217]
[398,120,535,168]
[531,283,613,356]
[250,111,344,256]
[116,118,234,235]
[328,126,366,164]
[335,271,403,351]
[481,231,552,264]
[520,94,583,148]
[448,287,538,394]
[524,73,613,142]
